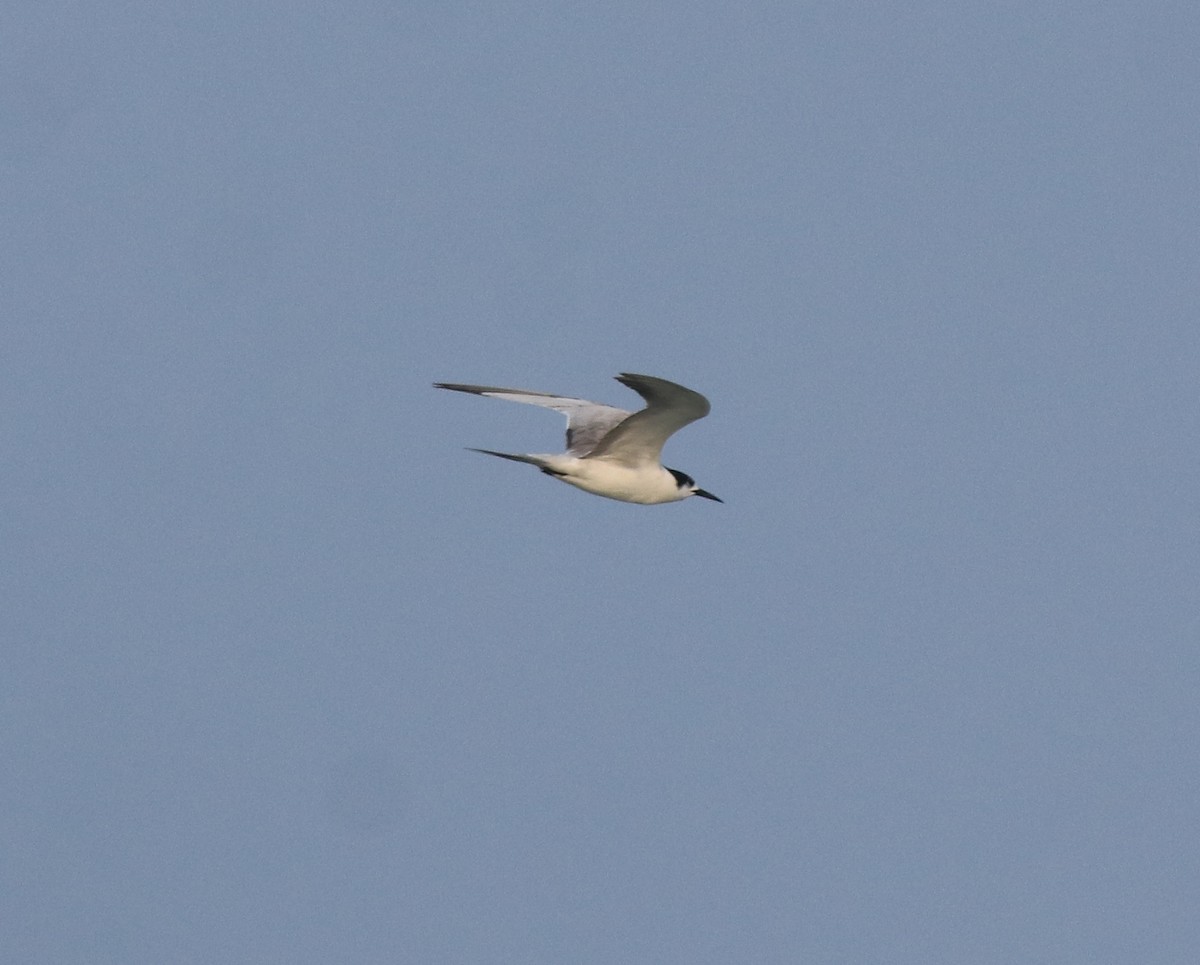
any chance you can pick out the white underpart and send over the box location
[534,455,693,505]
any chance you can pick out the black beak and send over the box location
[693,489,723,503]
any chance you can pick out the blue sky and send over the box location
[4,1,1199,962]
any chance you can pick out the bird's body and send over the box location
[434,373,721,505]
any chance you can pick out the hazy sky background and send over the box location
[4,1,1199,962]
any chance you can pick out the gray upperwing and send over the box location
[585,373,712,466]
[434,382,631,456]
[566,409,631,456]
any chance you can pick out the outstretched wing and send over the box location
[584,373,711,467]
[434,382,632,456]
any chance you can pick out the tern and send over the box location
[434,373,722,505]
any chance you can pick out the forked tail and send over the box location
[466,448,550,468]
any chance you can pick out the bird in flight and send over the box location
[434,373,721,505]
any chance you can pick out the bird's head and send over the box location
[667,468,723,503]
